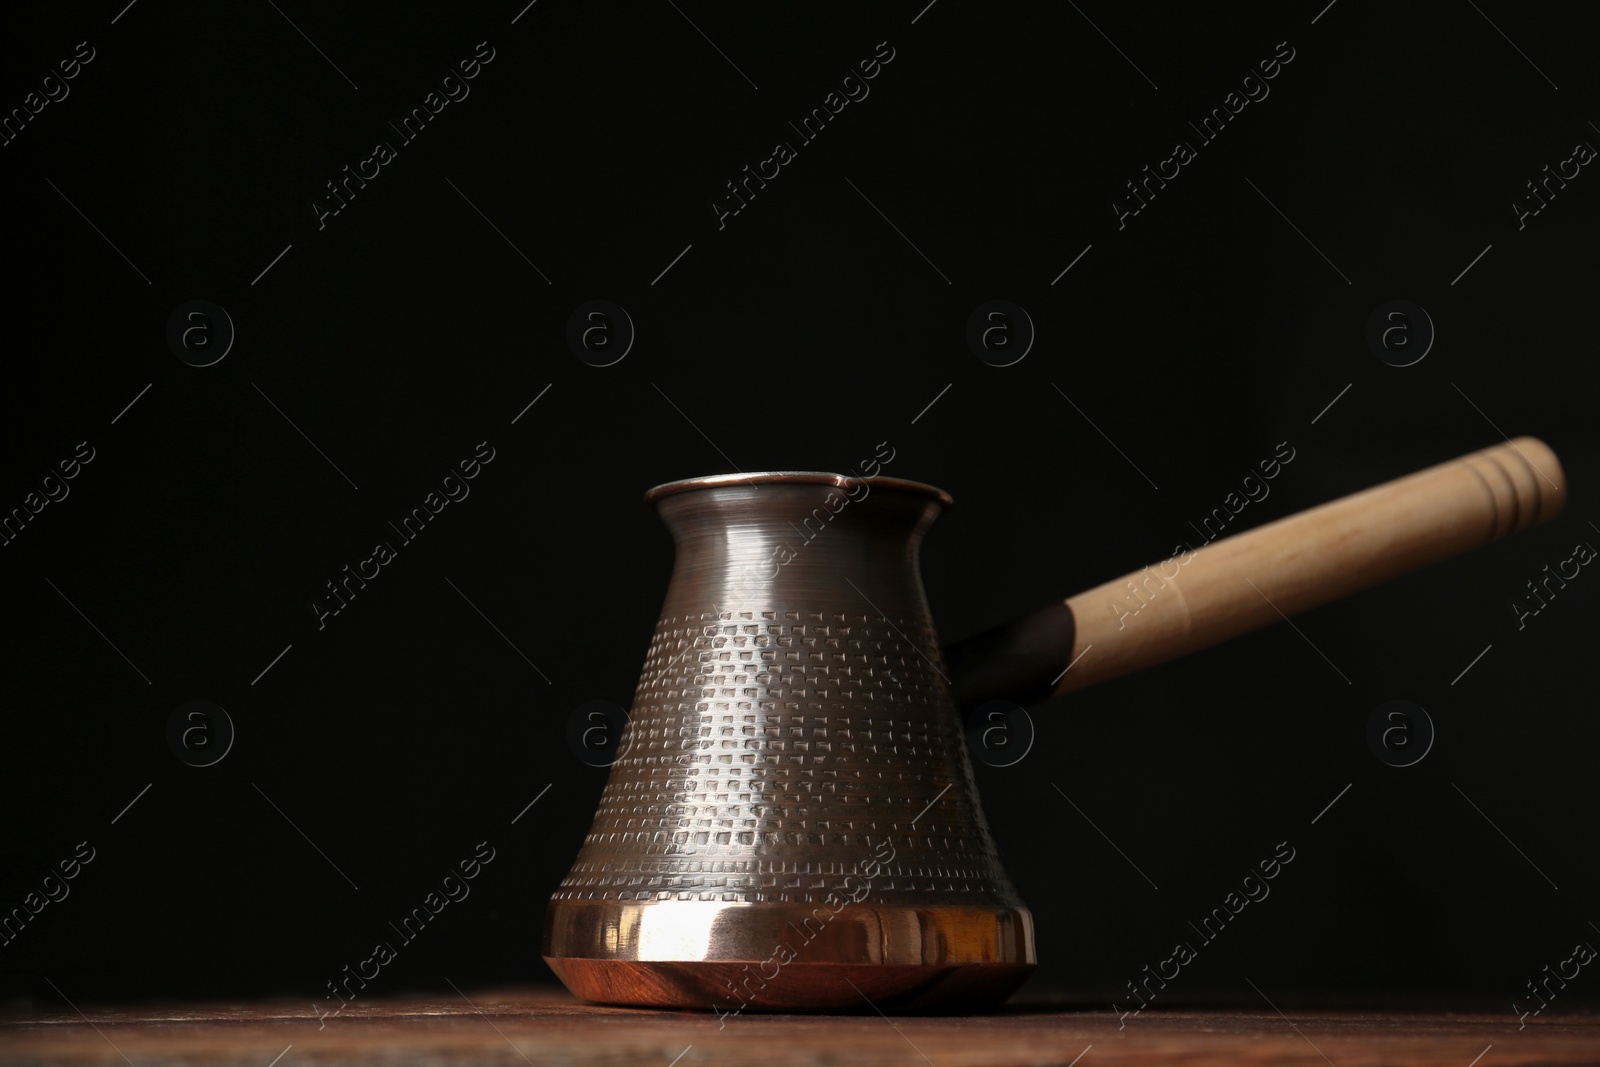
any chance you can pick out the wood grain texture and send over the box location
[4,986,1597,1067]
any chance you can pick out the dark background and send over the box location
[2,0,1597,1015]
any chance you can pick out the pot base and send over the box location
[543,900,1036,1012]
[544,957,1036,1013]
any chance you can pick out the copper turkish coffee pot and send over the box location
[543,438,1566,1013]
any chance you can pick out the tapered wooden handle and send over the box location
[1054,436,1566,693]
[943,438,1567,709]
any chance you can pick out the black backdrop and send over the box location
[2,0,1597,1014]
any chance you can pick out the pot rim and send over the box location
[644,471,953,507]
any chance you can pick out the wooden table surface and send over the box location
[4,986,1596,1066]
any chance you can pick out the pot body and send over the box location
[543,474,1035,1012]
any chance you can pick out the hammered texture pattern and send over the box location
[553,608,1023,907]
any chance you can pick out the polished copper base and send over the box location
[543,900,1036,1013]
[545,958,1035,1013]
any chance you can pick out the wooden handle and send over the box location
[942,438,1566,709]
[1053,437,1566,694]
